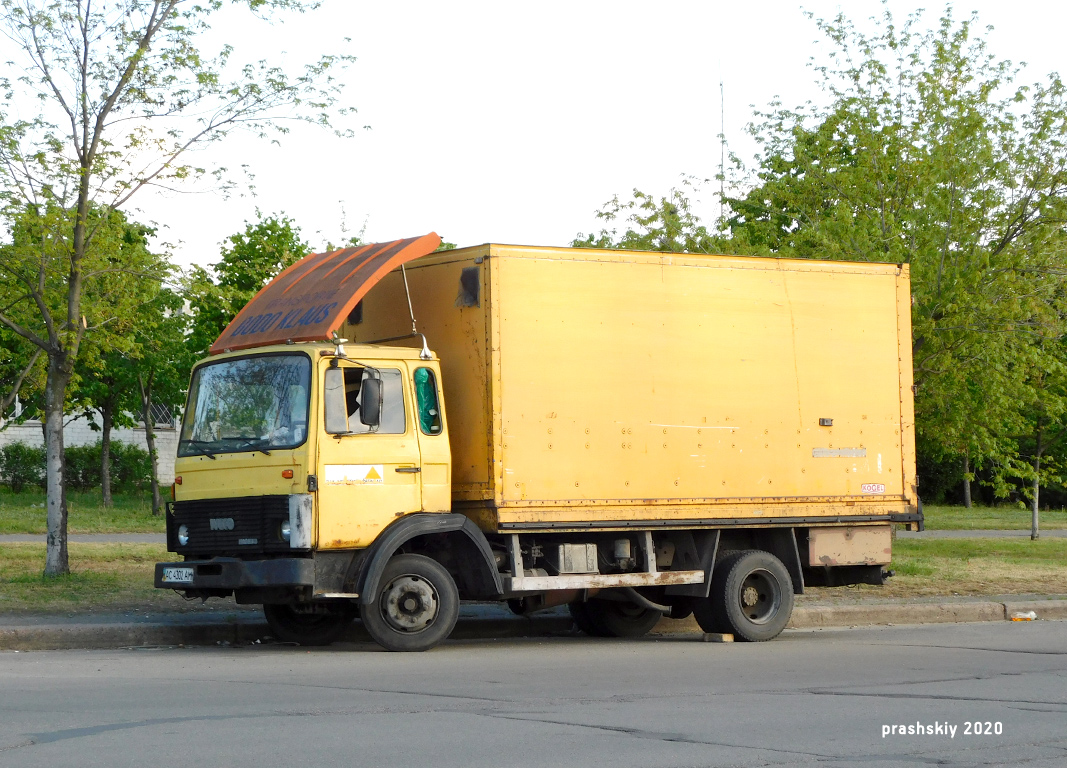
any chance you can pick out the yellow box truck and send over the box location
[156,234,921,651]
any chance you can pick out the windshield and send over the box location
[179,354,311,457]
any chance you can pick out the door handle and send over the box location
[395,466,421,473]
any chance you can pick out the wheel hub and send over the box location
[380,574,439,632]
[737,569,781,624]
[741,585,760,607]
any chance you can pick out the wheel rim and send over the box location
[735,568,781,624]
[379,574,439,633]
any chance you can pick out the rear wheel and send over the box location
[360,554,459,652]
[569,600,609,636]
[583,598,663,638]
[694,549,793,642]
[263,602,354,646]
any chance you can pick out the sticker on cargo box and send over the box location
[324,464,384,484]
[861,483,886,494]
[812,448,867,458]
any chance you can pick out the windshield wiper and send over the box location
[180,440,218,459]
[231,437,272,456]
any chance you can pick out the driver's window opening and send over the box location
[344,367,406,435]
[414,368,443,435]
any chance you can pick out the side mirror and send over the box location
[359,377,383,428]
[324,367,349,434]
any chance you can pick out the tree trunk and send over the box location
[43,352,71,577]
[1032,453,1041,541]
[139,372,162,516]
[101,399,113,507]
[962,455,972,509]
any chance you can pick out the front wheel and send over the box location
[263,602,354,646]
[694,549,794,642]
[360,554,459,652]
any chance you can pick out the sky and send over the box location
[128,1,1067,271]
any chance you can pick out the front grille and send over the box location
[168,495,292,555]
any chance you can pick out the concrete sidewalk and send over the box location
[1,594,1064,652]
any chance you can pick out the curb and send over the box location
[0,614,577,652]
[653,599,1067,635]
[1,601,1064,652]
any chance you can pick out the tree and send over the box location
[73,347,140,507]
[723,7,1067,506]
[573,178,726,254]
[132,286,191,515]
[185,211,310,358]
[0,326,42,422]
[0,1,353,575]
[72,210,170,506]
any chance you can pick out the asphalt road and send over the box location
[0,621,1064,767]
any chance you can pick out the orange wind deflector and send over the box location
[209,232,442,354]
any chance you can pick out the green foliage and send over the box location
[0,440,150,493]
[64,441,152,492]
[573,178,729,253]
[575,7,1067,505]
[0,0,354,574]
[184,211,310,357]
[0,442,45,492]
[722,7,1067,495]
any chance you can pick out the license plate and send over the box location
[162,566,194,584]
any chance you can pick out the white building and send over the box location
[0,398,179,486]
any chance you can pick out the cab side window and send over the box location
[348,368,406,435]
[414,367,443,435]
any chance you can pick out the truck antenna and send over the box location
[401,263,418,336]
[401,264,432,360]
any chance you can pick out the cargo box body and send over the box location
[341,244,917,533]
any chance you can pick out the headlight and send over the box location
[280,520,291,542]
[177,524,189,546]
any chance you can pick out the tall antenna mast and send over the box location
[720,76,726,224]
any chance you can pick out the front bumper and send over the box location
[155,557,314,591]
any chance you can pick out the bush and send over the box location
[65,442,102,491]
[0,441,46,492]
[0,439,152,492]
[108,441,152,491]
[66,440,152,491]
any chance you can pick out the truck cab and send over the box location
[158,341,473,647]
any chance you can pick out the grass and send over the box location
[0,487,165,534]
[0,543,187,613]
[922,503,1067,530]
[804,537,1067,602]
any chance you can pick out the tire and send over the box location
[663,595,695,621]
[360,554,459,652]
[695,549,794,642]
[583,598,663,638]
[693,551,744,635]
[569,600,609,636]
[263,602,354,646]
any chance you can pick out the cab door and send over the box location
[411,362,451,512]
[316,361,422,549]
